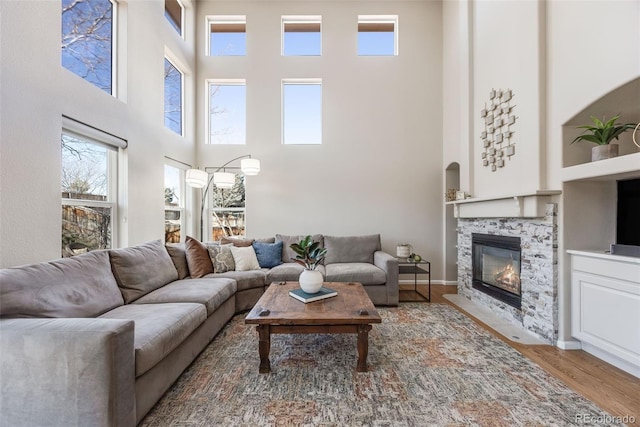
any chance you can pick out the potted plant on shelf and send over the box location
[571,115,636,161]
[290,235,327,294]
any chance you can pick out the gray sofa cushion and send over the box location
[0,251,124,318]
[165,243,189,279]
[265,263,326,283]
[133,278,236,316]
[324,234,381,264]
[110,240,179,303]
[325,263,386,285]
[276,234,324,263]
[100,303,206,377]
[205,270,266,292]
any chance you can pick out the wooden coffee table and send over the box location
[245,281,382,373]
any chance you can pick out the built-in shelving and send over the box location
[561,152,640,183]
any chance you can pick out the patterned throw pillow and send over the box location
[207,244,235,273]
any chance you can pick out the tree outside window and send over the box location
[61,0,114,94]
[209,171,246,241]
[164,164,185,243]
[61,133,116,256]
[164,58,183,135]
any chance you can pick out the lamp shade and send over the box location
[240,158,260,175]
[213,171,235,189]
[185,169,208,188]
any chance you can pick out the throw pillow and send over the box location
[165,243,189,279]
[184,236,214,278]
[229,245,261,271]
[220,236,255,247]
[207,244,235,273]
[252,240,283,269]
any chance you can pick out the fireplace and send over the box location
[472,234,522,309]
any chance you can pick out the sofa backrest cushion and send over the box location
[165,243,189,279]
[0,251,124,318]
[184,236,214,278]
[276,234,324,263]
[110,240,179,303]
[324,234,381,264]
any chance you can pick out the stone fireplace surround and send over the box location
[457,204,558,344]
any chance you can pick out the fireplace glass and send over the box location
[472,233,522,309]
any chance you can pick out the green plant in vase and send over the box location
[290,235,327,293]
[571,115,635,161]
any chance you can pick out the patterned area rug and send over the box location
[141,303,619,426]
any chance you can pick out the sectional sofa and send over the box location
[0,234,398,426]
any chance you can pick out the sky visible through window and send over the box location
[211,32,246,56]
[358,31,395,56]
[61,0,113,93]
[164,58,183,135]
[283,83,322,145]
[164,165,182,207]
[209,83,246,144]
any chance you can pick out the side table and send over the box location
[397,259,431,302]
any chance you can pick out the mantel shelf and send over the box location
[445,191,562,219]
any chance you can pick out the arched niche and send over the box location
[563,77,640,168]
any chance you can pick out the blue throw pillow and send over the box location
[252,240,283,269]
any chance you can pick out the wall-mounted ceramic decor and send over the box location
[480,89,516,172]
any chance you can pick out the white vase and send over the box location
[299,269,323,294]
[592,144,618,161]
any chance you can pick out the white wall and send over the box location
[0,0,197,267]
[196,1,444,277]
[442,0,640,346]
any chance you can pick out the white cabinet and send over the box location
[568,250,640,378]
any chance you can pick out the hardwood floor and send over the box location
[400,284,640,425]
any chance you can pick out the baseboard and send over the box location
[581,342,640,378]
[556,339,582,350]
[398,279,457,285]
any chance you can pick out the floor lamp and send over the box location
[186,155,260,241]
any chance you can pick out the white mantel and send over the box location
[446,191,562,219]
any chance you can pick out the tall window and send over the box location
[61,124,123,257]
[282,79,322,145]
[208,80,246,144]
[164,164,186,243]
[164,57,183,135]
[61,0,114,94]
[209,171,246,240]
[208,16,246,56]
[358,15,398,56]
[282,16,322,56]
[165,0,183,36]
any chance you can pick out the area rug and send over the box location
[140,303,620,426]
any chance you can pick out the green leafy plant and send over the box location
[290,235,327,270]
[571,115,636,146]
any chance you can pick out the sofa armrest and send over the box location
[374,251,399,305]
[0,318,136,427]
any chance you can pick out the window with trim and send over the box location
[282,16,321,56]
[208,170,246,241]
[61,0,115,94]
[208,80,246,144]
[164,163,186,243]
[282,79,322,145]
[358,15,398,56]
[61,122,124,257]
[164,57,183,135]
[208,16,246,56]
[165,0,184,36]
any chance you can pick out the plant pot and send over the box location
[299,269,323,294]
[592,144,618,161]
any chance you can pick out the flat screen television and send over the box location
[616,178,640,248]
